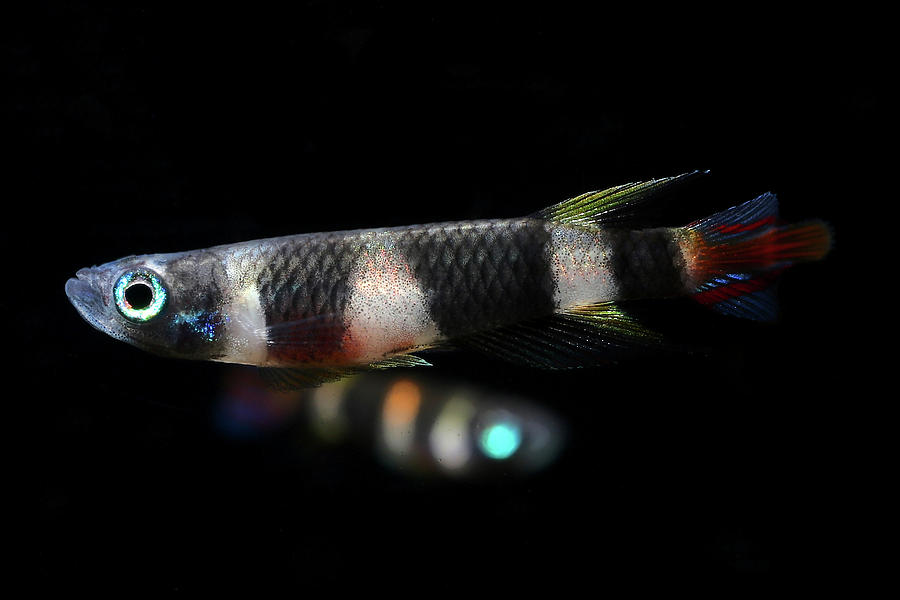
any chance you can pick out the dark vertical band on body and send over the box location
[255,233,357,362]
[165,249,231,359]
[606,227,687,299]
[396,219,557,337]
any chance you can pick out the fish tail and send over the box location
[681,192,832,320]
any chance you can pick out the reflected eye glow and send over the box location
[480,421,522,459]
[429,396,475,471]
[381,379,422,457]
[114,269,167,321]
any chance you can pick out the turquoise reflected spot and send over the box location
[480,422,521,459]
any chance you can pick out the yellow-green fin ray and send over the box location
[534,170,707,227]
[456,302,663,369]
[259,354,431,390]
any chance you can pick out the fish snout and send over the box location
[66,267,110,309]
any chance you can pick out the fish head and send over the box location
[65,251,232,361]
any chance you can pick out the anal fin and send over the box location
[369,354,433,369]
[258,353,431,390]
[457,302,663,369]
[258,366,356,390]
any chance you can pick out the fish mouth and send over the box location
[66,268,106,306]
[65,267,121,339]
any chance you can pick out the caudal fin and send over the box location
[682,192,832,321]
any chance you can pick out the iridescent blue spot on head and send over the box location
[480,421,522,460]
[173,310,229,342]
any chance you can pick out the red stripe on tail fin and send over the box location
[692,271,782,306]
[694,221,832,275]
[683,193,832,321]
[713,215,777,235]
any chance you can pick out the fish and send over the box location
[215,370,565,478]
[65,172,831,388]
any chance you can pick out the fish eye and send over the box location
[114,269,167,322]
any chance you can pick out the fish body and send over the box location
[66,173,831,387]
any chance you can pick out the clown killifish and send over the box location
[65,172,831,388]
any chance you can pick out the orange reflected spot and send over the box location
[383,379,421,426]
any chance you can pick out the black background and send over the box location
[7,2,882,592]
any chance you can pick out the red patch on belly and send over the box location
[265,314,351,366]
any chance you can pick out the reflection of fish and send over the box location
[216,369,565,477]
[66,172,830,387]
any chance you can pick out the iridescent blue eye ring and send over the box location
[114,269,167,322]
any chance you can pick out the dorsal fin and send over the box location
[533,170,707,227]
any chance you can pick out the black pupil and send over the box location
[125,282,153,309]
